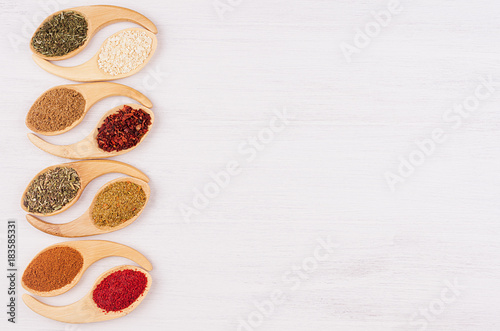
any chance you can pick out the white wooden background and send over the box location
[1,0,500,330]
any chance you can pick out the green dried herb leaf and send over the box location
[31,11,88,57]
[24,167,81,214]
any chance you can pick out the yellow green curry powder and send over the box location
[92,181,146,228]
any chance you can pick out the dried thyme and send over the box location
[23,167,81,214]
[92,181,146,228]
[31,11,88,57]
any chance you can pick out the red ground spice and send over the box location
[92,269,148,312]
[96,105,152,152]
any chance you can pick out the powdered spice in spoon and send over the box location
[23,246,84,292]
[26,88,86,133]
[92,181,147,228]
[92,269,148,312]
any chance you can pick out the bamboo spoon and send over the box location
[27,103,154,159]
[26,82,152,136]
[31,5,157,61]
[21,160,149,217]
[23,265,151,323]
[32,28,158,81]
[22,241,152,297]
[26,177,150,237]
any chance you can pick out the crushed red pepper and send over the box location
[96,105,152,152]
[92,269,148,312]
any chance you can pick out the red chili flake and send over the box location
[96,105,152,152]
[92,269,148,312]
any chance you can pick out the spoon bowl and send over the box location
[28,103,154,159]
[22,241,152,297]
[21,160,149,217]
[26,82,152,136]
[31,5,157,61]
[26,177,150,237]
[23,265,152,323]
[32,28,157,81]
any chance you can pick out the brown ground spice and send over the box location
[22,246,84,292]
[26,88,86,133]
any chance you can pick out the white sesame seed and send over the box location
[98,30,153,75]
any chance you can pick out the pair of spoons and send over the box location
[32,6,158,81]
[22,160,150,237]
[23,240,152,323]
[27,82,155,159]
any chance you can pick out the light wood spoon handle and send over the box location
[26,212,103,238]
[83,5,157,34]
[78,241,152,270]
[27,132,97,160]
[78,82,152,108]
[32,54,96,80]
[72,160,149,185]
[23,295,96,323]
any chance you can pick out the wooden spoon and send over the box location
[23,265,152,323]
[22,241,152,297]
[31,5,157,61]
[26,177,150,237]
[21,160,149,217]
[27,103,154,159]
[32,28,158,81]
[26,82,152,136]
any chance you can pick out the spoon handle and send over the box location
[81,5,158,34]
[32,54,100,82]
[80,82,153,108]
[23,294,112,323]
[72,240,153,271]
[27,132,98,160]
[74,160,149,184]
[26,213,106,238]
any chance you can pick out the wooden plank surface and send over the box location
[1,0,499,330]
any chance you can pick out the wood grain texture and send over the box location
[1,0,500,330]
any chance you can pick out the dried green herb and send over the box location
[24,167,81,214]
[31,11,88,57]
[92,181,146,228]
